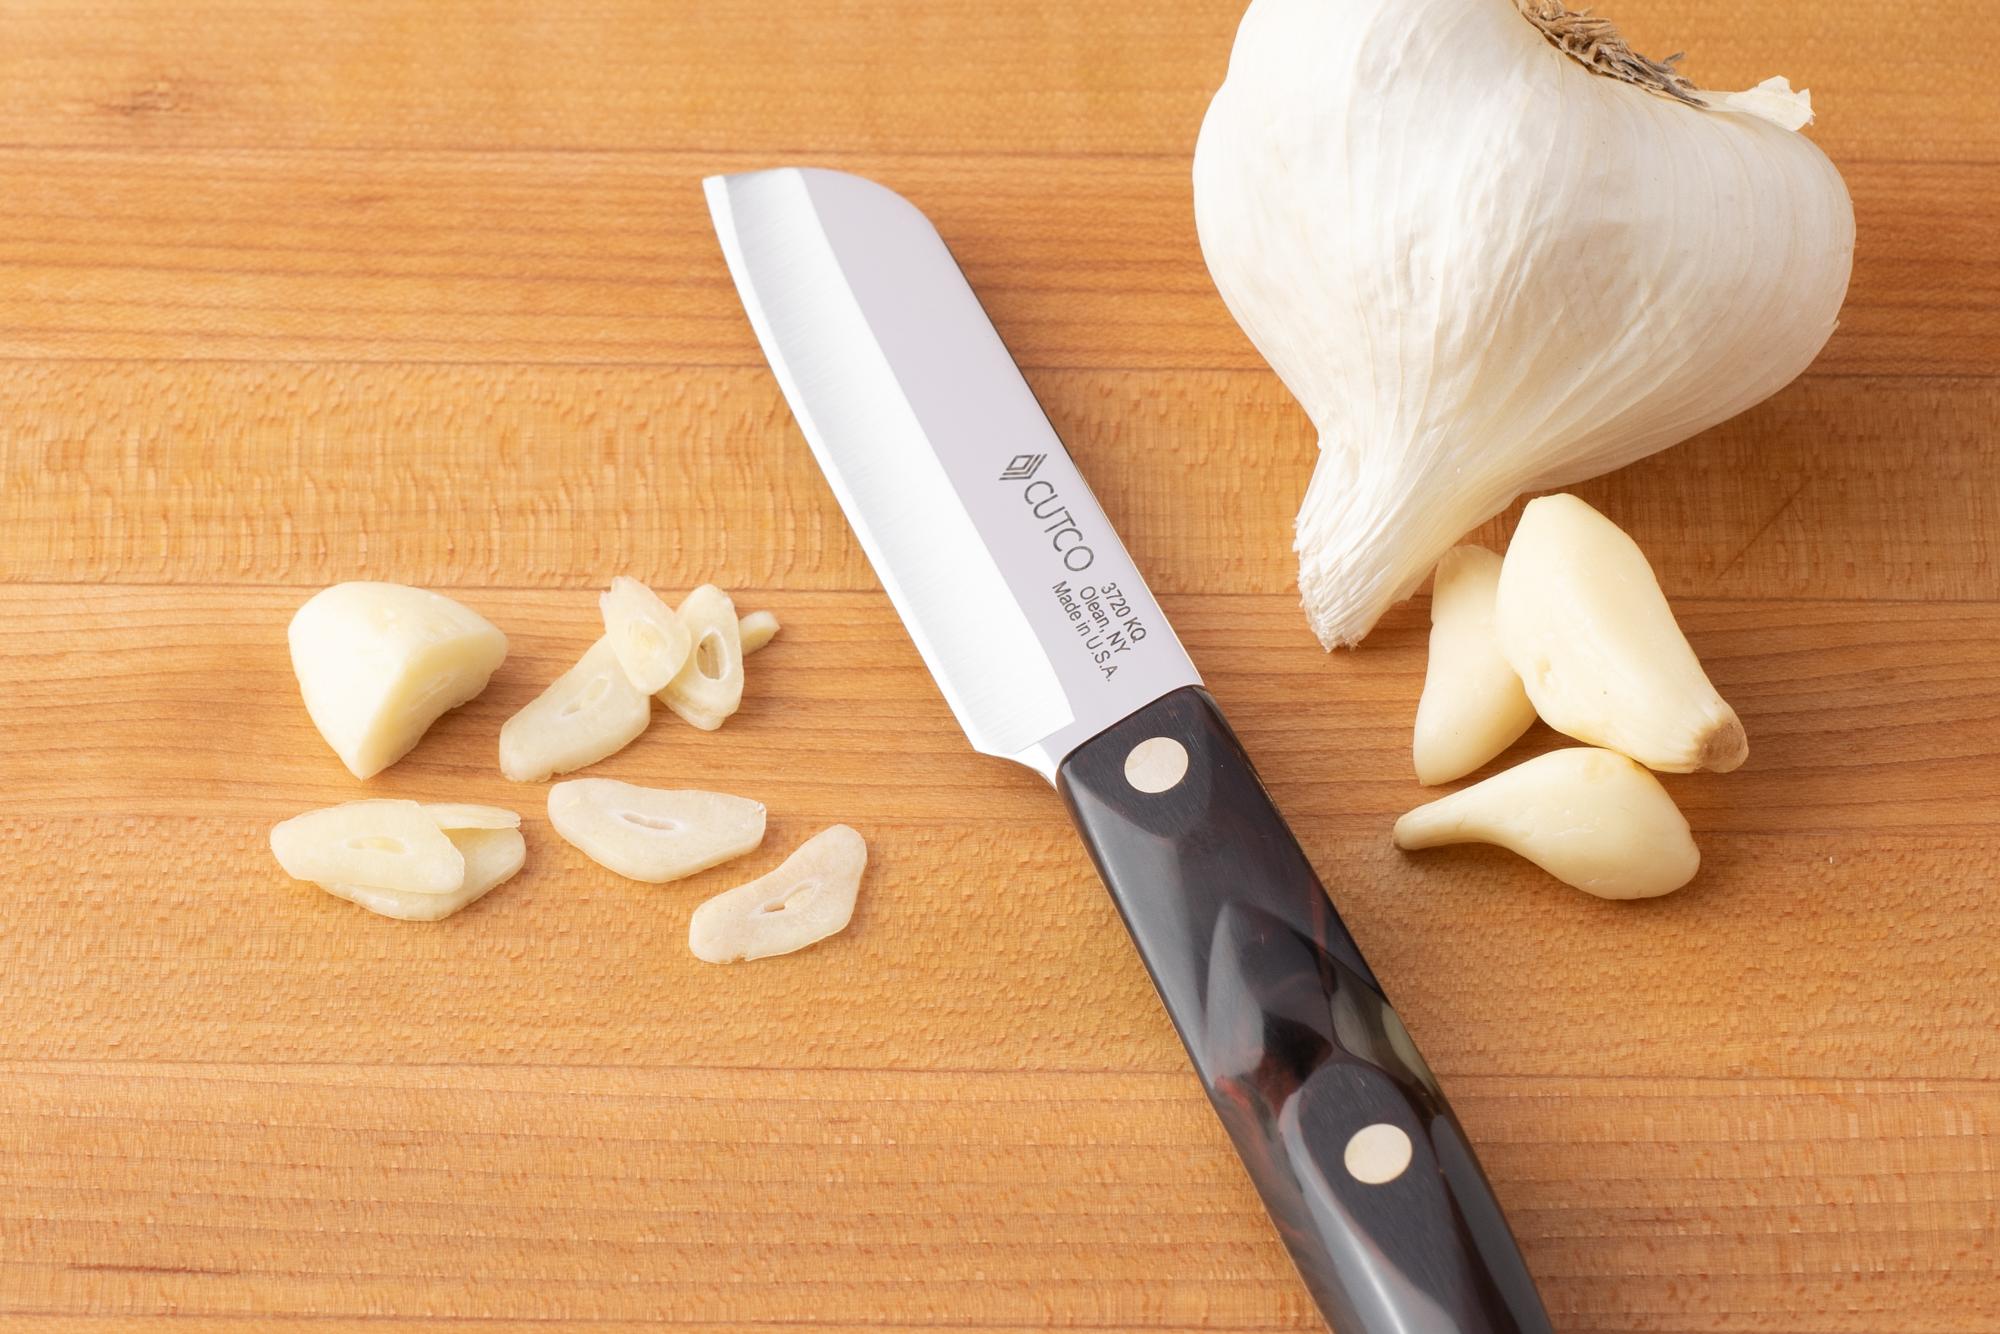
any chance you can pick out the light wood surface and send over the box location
[1,2,1994,1330]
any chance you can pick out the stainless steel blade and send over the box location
[706,167,1199,779]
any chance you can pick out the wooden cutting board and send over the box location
[2,2,1994,1329]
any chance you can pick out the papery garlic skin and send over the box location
[1414,547,1536,785]
[289,583,508,779]
[1194,0,1854,647]
[1394,747,1698,899]
[1496,494,1746,773]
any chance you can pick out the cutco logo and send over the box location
[1000,453,1093,572]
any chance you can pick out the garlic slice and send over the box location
[600,576,693,695]
[1413,546,1536,785]
[321,825,526,921]
[659,584,744,731]
[1394,747,1698,899]
[499,636,652,783]
[422,802,521,831]
[738,610,781,655]
[689,824,866,964]
[547,778,766,883]
[288,582,508,779]
[1496,495,1746,773]
[271,799,465,895]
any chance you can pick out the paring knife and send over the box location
[706,167,1552,1334]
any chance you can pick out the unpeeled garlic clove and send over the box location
[1394,747,1699,900]
[1413,546,1536,785]
[600,576,693,695]
[422,802,521,831]
[321,825,526,921]
[547,778,765,883]
[288,582,508,780]
[689,824,866,963]
[271,799,465,895]
[737,609,781,655]
[1496,495,1746,773]
[499,636,652,783]
[659,585,745,731]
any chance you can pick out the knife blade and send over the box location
[707,166,1552,1334]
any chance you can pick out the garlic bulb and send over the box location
[1194,0,1855,647]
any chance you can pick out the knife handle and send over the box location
[1057,686,1551,1334]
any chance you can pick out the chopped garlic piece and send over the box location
[499,636,652,783]
[271,799,465,895]
[600,576,693,695]
[288,582,507,780]
[548,778,765,883]
[1413,546,1536,785]
[738,609,781,655]
[1394,748,1698,900]
[659,585,745,731]
[689,825,866,963]
[422,802,521,831]
[322,825,526,921]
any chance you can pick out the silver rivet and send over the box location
[1123,736,1189,793]
[1343,1123,1413,1184]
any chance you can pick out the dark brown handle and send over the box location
[1057,686,1551,1334]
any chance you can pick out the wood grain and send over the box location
[1,0,1996,1330]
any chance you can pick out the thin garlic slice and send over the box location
[1394,747,1698,900]
[659,584,744,731]
[499,636,652,783]
[321,825,526,921]
[422,802,521,831]
[738,610,781,655]
[600,576,693,695]
[271,799,465,895]
[689,824,866,964]
[548,778,765,883]
[1496,495,1746,773]
[1413,546,1536,785]
[288,582,507,779]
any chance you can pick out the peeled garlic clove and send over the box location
[288,582,508,779]
[1496,495,1746,774]
[321,825,526,921]
[422,802,520,831]
[689,825,866,964]
[658,584,744,731]
[600,576,692,695]
[547,778,765,883]
[1394,747,1698,900]
[271,799,465,894]
[738,610,781,655]
[499,636,652,783]
[1413,546,1536,785]
[1193,0,1853,647]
